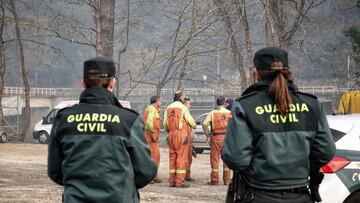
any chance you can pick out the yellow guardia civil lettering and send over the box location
[67,113,120,133]
[67,113,120,123]
[255,103,309,124]
[270,113,299,123]
[77,123,106,132]
[255,103,309,115]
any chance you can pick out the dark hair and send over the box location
[225,98,233,110]
[150,96,160,104]
[174,91,183,101]
[216,96,225,105]
[84,78,113,89]
[258,68,294,115]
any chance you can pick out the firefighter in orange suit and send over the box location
[183,96,195,182]
[144,95,162,183]
[163,91,196,187]
[202,96,232,185]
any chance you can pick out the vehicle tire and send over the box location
[38,131,49,144]
[345,191,360,203]
[0,132,7,143]
[194,148,204,154]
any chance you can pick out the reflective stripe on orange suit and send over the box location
[202,107,232,184]
[163,101,196,186]
[144,104,161,180]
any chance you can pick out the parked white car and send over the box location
[32,100,131,144]
[192,113,210,154]
[319,114,360,203]
[193,112,360,202]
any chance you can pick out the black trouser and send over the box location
[249,189,313,203]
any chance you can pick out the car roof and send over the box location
[196,113,208,119]
[54,100,131,109]
[54,100,78,109]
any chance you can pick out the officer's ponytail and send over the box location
[268,70,293,115]
[257,64,294,116]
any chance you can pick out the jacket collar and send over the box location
[79,87,122,107]
[151,104,160,112]
[242,78,298,96]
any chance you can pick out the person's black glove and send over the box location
[309,166,324,202]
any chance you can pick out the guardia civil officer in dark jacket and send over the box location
[222,47,336,203]
[48,56,157,203]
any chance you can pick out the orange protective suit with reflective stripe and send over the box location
[144,104,161,180]
[163,101,196,187]
[186,122,193,180]
[202,107,232,184]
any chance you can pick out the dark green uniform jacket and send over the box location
[48,87,157,203]
[222,79,336,190]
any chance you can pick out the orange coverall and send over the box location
[144,104,161,181]
[185,120,193,181]
[202,107,232,185]
[163,101,196,187]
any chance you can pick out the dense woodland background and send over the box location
[0,0,359,140]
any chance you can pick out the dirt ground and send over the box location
[0,143,228,203]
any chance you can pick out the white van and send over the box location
[32,100,131,144]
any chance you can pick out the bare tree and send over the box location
[214,0,247,90]
[126,0,216,96]
[154,1,193,96]
[233,0,255,84]
[9,0,30,141]
[177,0,197,91]
[116,0,130,97]
[27,1,116,57]
[89,0,115,57]
[262,0,276,46]
[262,0,327,50]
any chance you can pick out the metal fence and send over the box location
[2,85,349,109]
[3,86,348,97]
[4,87,56,96]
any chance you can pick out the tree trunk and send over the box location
[278,0,287,50]
[240,0,253,65]
[116,0,130,98]
[10,0,30,141]
[177,0,197,91]
[177,48,190,91]
[263,0,275,46]
[100,0,115,58]
[92,0,102,55]
[156,8,186,97]
[284,0,306,46]
[214,0,247,91]
[155,84,162,97]
[0,0,5,128]
[241,0,255,84]
[265,19,275,46]
[234,0,254,84]
[263,0,310,50]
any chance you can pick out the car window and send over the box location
[330,128,346,142]
[45,109,59,124]
[196,114,208,125]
